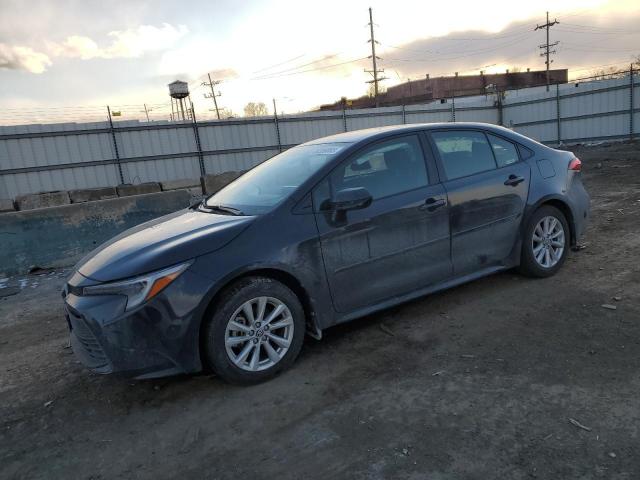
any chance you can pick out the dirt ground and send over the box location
[1,142,639,480]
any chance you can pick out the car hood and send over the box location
[76,208,254,282]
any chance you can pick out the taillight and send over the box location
[569,158,582,171]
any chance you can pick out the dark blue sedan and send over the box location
[63,123,590,384]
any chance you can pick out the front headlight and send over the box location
[82,261,192,311]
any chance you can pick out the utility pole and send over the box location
[535,11,559,92]
[202,73,222,119]
[365,7,386,107]
[272,98,282,152]
[142,103,151,122]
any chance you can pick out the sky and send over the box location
[0,0,639,123]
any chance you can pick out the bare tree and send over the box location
[366,83,387,98]
[218,107,237,119]
[588,66,626,80]
[243,102,269,117]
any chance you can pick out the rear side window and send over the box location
[518,144,535,159]
[487,133,519,167]
[431,130,496,180]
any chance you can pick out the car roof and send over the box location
[303,122,522,147]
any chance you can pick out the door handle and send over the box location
[423,197,446,211]
[504,174,525,186]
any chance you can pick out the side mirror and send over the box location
[331,187,372,211]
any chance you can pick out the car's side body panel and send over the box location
[439,161,531,274]
[191,208,336,330]
[314,182,452,312]
[423,128,532,274]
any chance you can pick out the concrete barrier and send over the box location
[15,191,71,211]
[0,190,190,277]
[0,198,15,212]
[161,178,200,191]
[161,178,203,198]
[116,182,161,197]
[69,186,118,203]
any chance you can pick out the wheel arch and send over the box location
[197,267,319,370]
[525,195,576,246]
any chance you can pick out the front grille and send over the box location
[66,309,111,372]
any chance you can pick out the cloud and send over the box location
[51,35,101,60]
[0,43,52,73]
[380,11,640,81]
[50,23,188,60]
[0,23,188,74]
[208,68,239,80]
[102,23,188,58]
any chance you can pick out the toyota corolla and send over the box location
[62,123,590,384]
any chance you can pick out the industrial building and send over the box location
[320,68,568,110]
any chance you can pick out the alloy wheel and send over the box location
[224,296,294,371]
[531,215,565,269]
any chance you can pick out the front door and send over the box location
[313,134,452,313]
[428,129,531,275]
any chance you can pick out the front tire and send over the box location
[202,276,305,385]
[519,205,570,278]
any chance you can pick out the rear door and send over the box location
[313,134,452,313]
[427,129,531,275]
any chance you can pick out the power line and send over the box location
[381,31,535,63]
[420,26,535,42]
[560,42,640,53]
[251,54,306,74]
[250,56,368,80]
[535,11,559,91]
[556,27,640,35]
[251,53,343,80]
[561,22,637,33]
[569,59,638,73]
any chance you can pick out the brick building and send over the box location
[320,68,568,110]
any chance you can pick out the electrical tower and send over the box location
[365,7,387,107]
[535,11,559,92]
[202,73,222,119]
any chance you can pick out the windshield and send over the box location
[204,142,350,215]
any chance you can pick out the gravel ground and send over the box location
[1,142,639,480]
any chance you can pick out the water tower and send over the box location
[168,80,190,121]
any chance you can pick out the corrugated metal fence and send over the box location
[1,71,637,200]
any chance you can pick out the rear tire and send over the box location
[202,276,305,385]
[519,205,570,278]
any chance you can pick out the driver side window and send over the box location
[327,135,429,203]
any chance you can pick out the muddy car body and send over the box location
[63,123,590,383]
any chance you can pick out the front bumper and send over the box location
[63,269,213,379]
